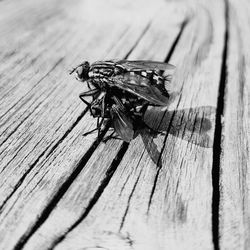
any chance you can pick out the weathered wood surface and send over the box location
[0,0,248,249]
[219,0,250,249]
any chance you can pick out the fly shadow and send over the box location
[134,106,216,168]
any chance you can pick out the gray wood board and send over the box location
[1,0,247,249]
[219,0,250,249]
[48,1,225,249]
[21,0,224,249]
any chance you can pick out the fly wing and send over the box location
[109,73,169,106]
[114,60,175,72]
[110,102,134,142]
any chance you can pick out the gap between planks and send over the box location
[212,0,229,249]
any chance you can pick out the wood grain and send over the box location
[1,0,248,249]
[21,5,183,250]
[19,0,224,249]
[50,0,225,248]
[219,0,250,249]
[0,0,184,249]
[0,0,130,209]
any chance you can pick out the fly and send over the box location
[70,59,175,106]
[70,59,175,142]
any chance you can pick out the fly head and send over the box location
[70,61,90,82]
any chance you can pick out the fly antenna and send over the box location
[69,67,77,75]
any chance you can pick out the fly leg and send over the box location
[79,88,99,109]
[85,80,96,90]
[87,82,91,89]
[79,88,99,100]
[82,116,105,137]
[103,131,122,143]
[82,127,98,136]
[97,116,105,137]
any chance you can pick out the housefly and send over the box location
[70,59,175,142]
[70,59,175,106]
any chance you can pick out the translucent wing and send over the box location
[114,60,175,71]
[110,99,134,142]
[110,73,170,106]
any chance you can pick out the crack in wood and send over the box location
[0,57,64,121]
[212,0,229,249]
[0,84,59,158]
[164,19,188,63]
[105,25,130,57]
[13,122,110,250]
[147,109,176,214]
[119,168,142,231]
[47,141,129,250]
[0,141,53,215]
[8,22,158,249]
[146,21,187,213]
[0,108,88,211]
[186,112,198,147]
[124,21,152,60]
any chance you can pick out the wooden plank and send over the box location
[20,6,183,250]
[0,0,129,207]
[23,1,225,250]
[0,1,184,249]
[219,0,250,249]
[0,0,82,94]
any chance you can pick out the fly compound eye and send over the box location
[75,67,83,80]
[70,61,90,81]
